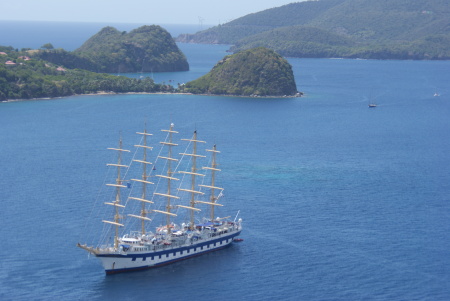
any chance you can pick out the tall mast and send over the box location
[103,136,130,249]
[179,131,206,230]
[200,144,223,221]
[154,123,179,234]
[128,126,154,234]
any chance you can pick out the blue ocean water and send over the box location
[0,20,203,50]
[1,22,450,301]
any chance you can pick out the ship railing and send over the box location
[96,245,120,254]
[135,229,240,253]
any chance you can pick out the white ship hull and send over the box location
[97,230,241,274]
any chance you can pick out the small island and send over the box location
[182,47,299,97]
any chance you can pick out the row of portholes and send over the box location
[131,238,230,262]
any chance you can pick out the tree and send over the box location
[41,43,54,50]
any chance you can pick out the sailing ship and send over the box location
[77,124,242,274]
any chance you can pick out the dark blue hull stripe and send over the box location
[105,243,232,274]
[103,231,241,275]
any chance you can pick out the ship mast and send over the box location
[200,145,224,221]
[103,136,130,249]
[128,126,154,234]
[178,131,205,230]
[154,123,179,234]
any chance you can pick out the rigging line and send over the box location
[151,127,180,209]
[122,134,141,183]
[174,133,195,196]
[152,151,169,202]
[177,135,203,221]
[153,127,171,168]
[79,170,109,244]
[150,154,167,205]
[175,144,201,224]
[174,133,193,171]
[121,134,144,210]
[198,153,213,191]
[104,204,129,241]
[82,153,118,246]
[99,210,114,246]
[177,170,188,193]
[147,141,166,205]
[100,192,119,246]
[151,128,170,170]
[124,133,156,234]
[96,138,139,245]
[151,173,165,204]
[174,154,191,197]
[150,128,173,203]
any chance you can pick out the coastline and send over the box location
[1,91,303,103]
[1,91,188,103]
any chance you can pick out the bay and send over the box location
[0,22,449,301]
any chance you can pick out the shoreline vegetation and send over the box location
[1,32,301,101]
[1,90,303,103]
[0,47,302,102]
[0,25,190,102]
[0,42,177,102]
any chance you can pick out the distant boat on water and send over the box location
[366,94,377,108]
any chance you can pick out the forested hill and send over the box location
[181,47,299,97]
[177,0,450,60]
[75,25,189,73]
[37,25,189,73]
[0,46,173,101]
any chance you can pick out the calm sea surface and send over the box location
[0,22,449,301]
[0,20,203,51]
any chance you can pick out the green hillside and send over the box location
[38,25,189,73]
[75,25,189,73]
[0,46,172,101]
[229,26,356,58]
[308,0,450,41]
[182,47,299,97]
[177,0,346,44]
[177,0,450,60]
